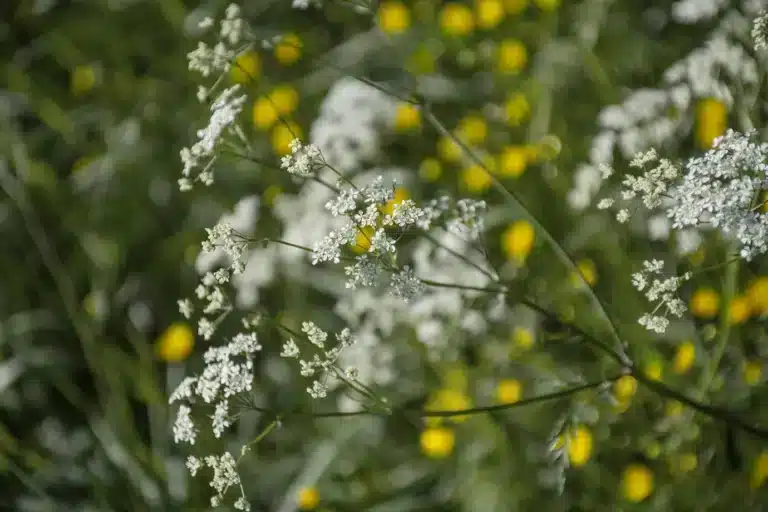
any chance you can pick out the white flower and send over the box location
[173,405,197,444]
[280,139,324,176]
[212,401,230,438]
[390,266,425,302]
[186,455,202,476]
[280,338,300,358]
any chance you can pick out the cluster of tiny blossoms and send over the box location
[180,4,247,190]
[632,260,691,334]
[281,138,325,176]
[281,323,357,398]
[186,452,250,509]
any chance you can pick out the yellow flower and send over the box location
[394,103,421,131]
[695,98,727,149]
[461,164,492,193]
[505,0,529,14]
[457,115,488,144]
[352,226,375,253]
[513,327,534,350]
[502,220,535,263]
[744,360,763,385]
[498,145,528,178]
[475,0,505,30]
[437,136,462,163]
[263,185,282,207]
[747,276,768,316]
[420,158,443,182]
[614,375,637,401]
[666,400,684,417]
[275,34,302,66]
[570,259,597,287]
[420,426,455,458]
[230,51,260,83]
[496,379,522,403]
[440,3,475,36]
[270,85,299,115]
[727,295,751,324]
[505,93,530,126]
[645,360,663,382]
[428,388,472,422]
[408,45,437,75]
[156,323,194,362]
[252,97,278,130]
[297,487,319,510]
[443,364,469,391]
[71,65,96,96]
[378,1,411,34]
[690,287,720,319]
[673,341,695,374]
[383,187,409,215]
[567,426,593,467]
[751,451,768,489]
[271,122,302,155]
[497,39,527,74]
[534,0,560,11]
[622,464,654,502]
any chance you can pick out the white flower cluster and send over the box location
[447,199,487,241]
[187,4,244,77]
[186,452,249,508]
[672,0,728,23]
[668,129,768,260]
[281,138,324,176]
[632,260,691,334]
[281,323,357,398]
[309,77,398,172]
[753,10,768,50]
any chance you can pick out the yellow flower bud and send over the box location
[156,323,194,362]
[622,464,654,502]
[420,426,455,458]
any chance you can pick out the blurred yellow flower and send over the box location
[695,98,727,149]
[420,426,455,458]
[645,360,663,381]
[270,85,299,115]
[622,464,654,502]
[352,226,375,253]
[383,187,409,215]
[534,0,560,11]
[497,39,527,74]
[747,276,768,316]
[505,92,530,126]
[420,158,443,182]
[475,0,505,29]
[673,341,695,374]
[751,451,768,489]
[502,220,535,263]
[570,259,597,287]
[71,65,96,96]
[440,3,475,36]
[156,323,194,362]
[676,452,698,473]
[428,388,472,423]
[567,426,593,467]
[505,0,529,14]
[498,145,528,178]
[690,287,720,319]
[272,122,302,155]
[645,441,661,460]
[394,103,421,131]
[457,115,488,144]
[378,1,411,34]
[666,400,684,417]
[275,34,302,65]
[230,51,260,83]
[252,97,278,130]
[614,375,637,401]
[728,295,752,324]
[496,379,522,403]
[513,327,534,350]
[744,360,763,385]
[461,164,492,193]
[408,45,437,74]
[263,185,282,207]
[297,487,319,510]
[437,136,462,163]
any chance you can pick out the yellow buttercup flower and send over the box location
[475,0,505,30]
[71,65,96,96]
[513,327,534,350]
[751,451,768,489]
[272,122,302,155]
[496,379,522,403]
[394,102,421,131]
[420,158,443,182]
[505,92,530,126]
[567,426,593,467]
[505,0,529,14]
[378,1,411,34]
[428,388,472,423]
[252,97,278,130]
[275,34,302,65]
[747,276,768,316]
[270,85,299,115]
[695,98,727,149]
[690,287,720,319]
[498,145,528,178]
[614,375,637,401]
[457,115,488,144]
[437,136,462,163]
[440,3,475,36]
[570,259,597,287]
[383,187,409,215]
[420,426,455,458]
[461,164,492,193]
[645,360,663,382]
[622,464,654,502]
[297,487,319,510]
[352,226,375,253]
[230,51,260,83]
[744,360,763,385]
[156,323,194,362]
[673,341,695,374]
[534,0,560,11]
[497,39,527,74]
[728,295,752,324]
[502,220,535,263]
